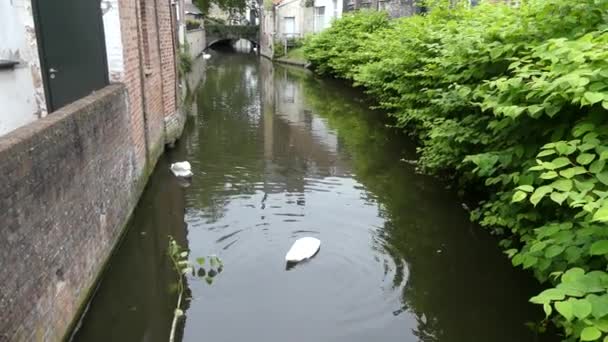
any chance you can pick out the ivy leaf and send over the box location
[555,300,573,321]
[590,240,608,255]
[512,191,527,203]
[584,91,605,105]
[581,326,601,341]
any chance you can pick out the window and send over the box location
[314,6,325,32]
[283,16,295,37]
[332,0,338,18]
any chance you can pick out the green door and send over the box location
[34,0,109,111]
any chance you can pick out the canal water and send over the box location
[73,51,556,342]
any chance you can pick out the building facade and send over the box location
[260,0,342,58]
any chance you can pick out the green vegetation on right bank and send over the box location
[303,1,608,340]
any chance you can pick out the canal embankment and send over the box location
[0,85,161,341]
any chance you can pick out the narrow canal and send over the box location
[73,51,556,342]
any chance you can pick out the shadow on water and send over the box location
[73,51,559,342]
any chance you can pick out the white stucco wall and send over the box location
[101,0,125,82]
[276,0,313,37]
[313,0,342,31]
[274,0,340,37]
[0,0,46,136]
[186,29,206,58]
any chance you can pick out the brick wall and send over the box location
[0,85,143,342]
[0,0,186,340]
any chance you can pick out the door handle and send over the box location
[49,67,59,73]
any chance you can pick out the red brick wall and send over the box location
[117,0,179,167]
[157,2,178,118]
[117,0,147,174]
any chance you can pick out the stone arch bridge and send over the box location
[205,24,259,49]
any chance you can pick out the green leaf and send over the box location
[598,172,608,185]
[600,150,608,161]
[590,160,606,174]
[543,303,552,318]
[584,91,605,105]
[595,205,608,222]
[587,294,608,319]
[577,153,596,165]
[530,288,566,304]
[512,190,527,203]
[552,157,572,169]
[555,300,573,321]
[530,186,553,206]
[537,149,555,157]
[581,326,601,341]
[550,192,568,205]
[517,185,534,193]
[551,179,573,192]
[573,299,593,319]
[556,142,576,155]
[590,240,608,255]
[560,167,587,179]
[575,179,595,192]
[562,268,585,283]
[196,257,206,266]
[540,171,558,179]
[545,244,565,258]
[573,122,596,138]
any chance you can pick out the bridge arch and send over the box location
[204,24,259,50]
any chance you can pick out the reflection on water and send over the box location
[73,53,557,342]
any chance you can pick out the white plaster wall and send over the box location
[0,0,46,136]
[314,0,342,30]
[101,0,125,82]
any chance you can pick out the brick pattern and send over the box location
[0,85,138,342]
[0,1,183,340]
[157,1,178,118]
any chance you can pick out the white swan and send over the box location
[170,161,193,178]
[285,237,321,263]
[203,53,211,60]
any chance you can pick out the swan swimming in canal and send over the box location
[285,237,321,263]
[203,52,212,60]
[170,161,193,178]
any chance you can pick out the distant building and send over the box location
[260,0,342,57]
[343,0,418,18]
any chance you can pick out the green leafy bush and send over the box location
[304,1,608,340]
